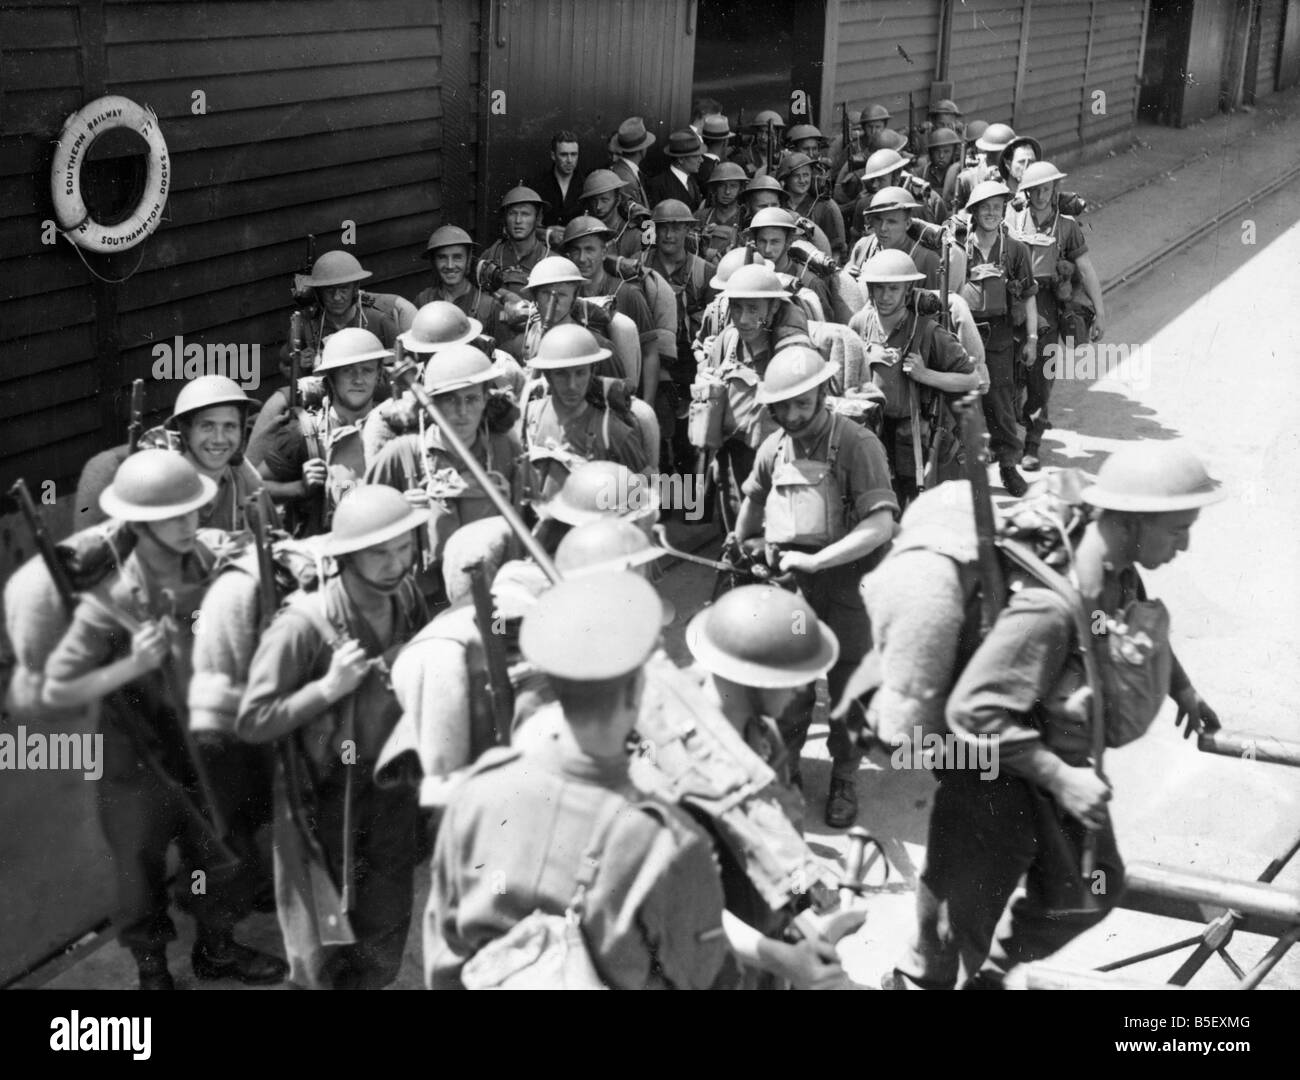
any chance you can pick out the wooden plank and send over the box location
[1,86,82,137]
[0,47,82,90]
[0,433,106,496]
[0,324,96,382]
[112,57,440,119]
[107,27,438,81]
[0,361,98,421]
[1,396,99,447]
[0,286,98,342]
[0,6,81,48]
[104,0,439,42]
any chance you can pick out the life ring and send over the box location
[50,95,169,254]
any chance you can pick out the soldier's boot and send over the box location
[824,776,859,829]
[192,931,287,985]
[999,461,1028,498]
[132,948,175,991]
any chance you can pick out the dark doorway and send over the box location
[691,0,826,129]
[1139,0,1194,126]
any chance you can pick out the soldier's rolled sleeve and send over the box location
[45,601,124,682]
[931,325,975,375]
[235,608,331,743]
[840,432,899,521]
[945,587,1074,786]
[1060,217,1088,262]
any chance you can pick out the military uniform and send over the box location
[480,234,551,279]
[237,571,428,989]
[789,192,847,264]
[517,390,647,505]
[413,282,505,347]
[740,410,899,782]
[847,233,943,291]
[259,402,370,537]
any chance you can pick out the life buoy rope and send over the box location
[50,94,170,255]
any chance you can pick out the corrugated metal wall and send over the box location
[0,0,458,498]
[828,0,942,119]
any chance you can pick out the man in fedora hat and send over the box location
[647,129,707,212]
[886,442,1225,990]
[699,113,737,183]
[426,572,729,989]
[237,484,431,989]
[480,186,553,278]
[532,129,585,227]
[44,450,289,990]
[609,116,656,209]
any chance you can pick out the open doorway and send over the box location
[691,0,826,128]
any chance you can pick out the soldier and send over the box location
[365,343,519,603]
[236,485,430,989]
[927,98,963,135]
[425,572,729,990]
[608,116,656,209]
[257,328,392,536]
[43,450,287,990]
[560,218,661,400]
[918,127,963,197]
[645,199,717,472]
[578,169,647,259]
[736,109,787,177]
[646,129,706,212]
[731,348,898,827]
[518,256,633,388]
[950,122,1015,218]
[696,264,814,505]
[846,250,978,506]
[778,152,847,263]
[695,161,747,263]
[517,324,649,507]
[699,113,738,182]
[889,443,1224,990]
[859,103,892,150]
[532,129,585,227]
[1005,161,1106,471]
[291,250,401,357]
[414,226,506,347]
[959,180,1039,497]
[480,187,552,278]
[744,207,838,322]
[845,148,947,242]
[847,187,941,288]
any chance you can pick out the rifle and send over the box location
[841,102,851,168]
[244,491,354,944]
[765,118,775,176]
[908,92,916,155]
[467,560,515,746]
[907,380,926,493]
[9,478,239,868]
[126,379,145,454]
[952,394,1005,635]
[288,309,307,412]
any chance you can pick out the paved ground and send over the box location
[21,88,1300,991]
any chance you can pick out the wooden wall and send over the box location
[0,0,470,501]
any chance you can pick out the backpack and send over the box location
[461,792,624,990]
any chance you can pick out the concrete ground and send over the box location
[21,85,1300,991]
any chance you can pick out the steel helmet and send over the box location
[877,130,913,156]
[323,484,431,557]
[315,327,393,373]
[723,263,791,300]
[581,170,626,201]
[400,301,482,353]
[928,98,962,117]
[705,161,748,186]
[1082,443,1226,513]
[304,250,372,288]
[858,249,926,283]
[500,185,550,212]
[1000,134,1042,170]
[524,256,585,296]
[1017,160,1068,191]
[862,103,891,123]
[861,148,907,182]
[166,375,252,429]
[863,186,921,216]
[709,247,773,289]
[774,152,815,182]
[757,345,837,404]
[742,175,790,202]
[686,585,839,688]
[561,215,613,247]
[422,343,499,396]
[746,207,799,234]
[785,124,826,145]
[423,225,476,257]
[545,460,660,526]
[964,120,989,144]
[531,323,612,370]
[975,122,1016,153]
[965,179,1013,212]
[521,572,662,681]
[750,109,787,129]
[651,199,697,224]
[555,518,663,576]
[99,449,218,523]
[927,127,962,150]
